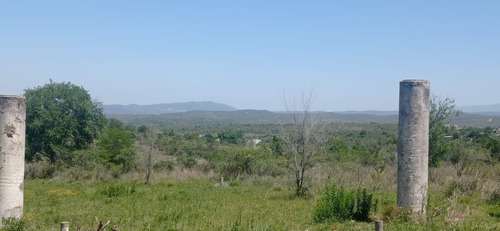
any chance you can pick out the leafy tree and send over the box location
[428,96,462,167]
[270,135,283,157]
[25,80,106,163]
[329,138,350,155]
[98,124,136,172]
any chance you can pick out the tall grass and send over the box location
[21,160,500,231]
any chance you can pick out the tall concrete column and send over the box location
[0,95,26,223]
[397,80,430,214]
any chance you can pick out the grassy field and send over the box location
[23,179,317,231]
[9,122,500,230]
[19,163,500,231]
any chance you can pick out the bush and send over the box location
[24,157,56,179]
[314,186,377,222]
[216,148,261,179]
[183,156,197,169]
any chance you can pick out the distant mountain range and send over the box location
[103,102,500,116]
[103,102,500,128]
[458,104,500,115]
[108,110,399,126]
[103,101,237,114]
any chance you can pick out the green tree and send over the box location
[270,135,283,157]
[25,80,106,163]
[429,96,462,167]
[98,123,136,172]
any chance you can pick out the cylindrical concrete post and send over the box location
[375,220,383,231]
[0,95,26,223]
[397,80,430,214]
[61,221,69,231]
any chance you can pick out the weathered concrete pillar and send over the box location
[61,221,69,231]
[397,80,430,214]
[375,220,383,231]
[0,95,26,224]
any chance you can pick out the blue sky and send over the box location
[1,1,499,111]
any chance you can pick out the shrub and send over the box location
[314,186,377,222]
[183,156,197,169]
[24,157,56,179]
[218,148,257,179]
[487,195,500,218]
[353,189,377,222]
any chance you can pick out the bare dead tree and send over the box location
[281,90,325,196]
[139,126,159,184]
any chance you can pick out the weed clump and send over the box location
[1,217,25,231]
[97,183,136,197]
[314,186,377,223]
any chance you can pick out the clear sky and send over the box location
[1,1,499,111]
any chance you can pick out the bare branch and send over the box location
[280,88,325,195]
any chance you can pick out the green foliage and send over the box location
[270,135,283,157]
[218,130,244,144]
[214,147,273,179]
[182,156,198,168]
[24,180,316,230]
[1,217,25,231]
[353,189,377,222]
[429,96,462,167]
[107,118,124,129]
[473,129,500,161]
[97,126,135,172]
[314,186,354,222]
[314,186,377,223]
[97,183,136,197]
[220,148,255,179]
[138,125,148,133]
[328,138,350,155]
[24,157,56,179]
[24,80,106,163]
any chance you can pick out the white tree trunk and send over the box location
[397,80,430,214]
[0,95,26,224]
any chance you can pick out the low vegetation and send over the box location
[5,81,500,230]
[16,121,500,230]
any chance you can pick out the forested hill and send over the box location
[103,101,237,114]
[107,110,500,128]
[108,110,398,125]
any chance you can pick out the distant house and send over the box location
[246,139,262,148]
